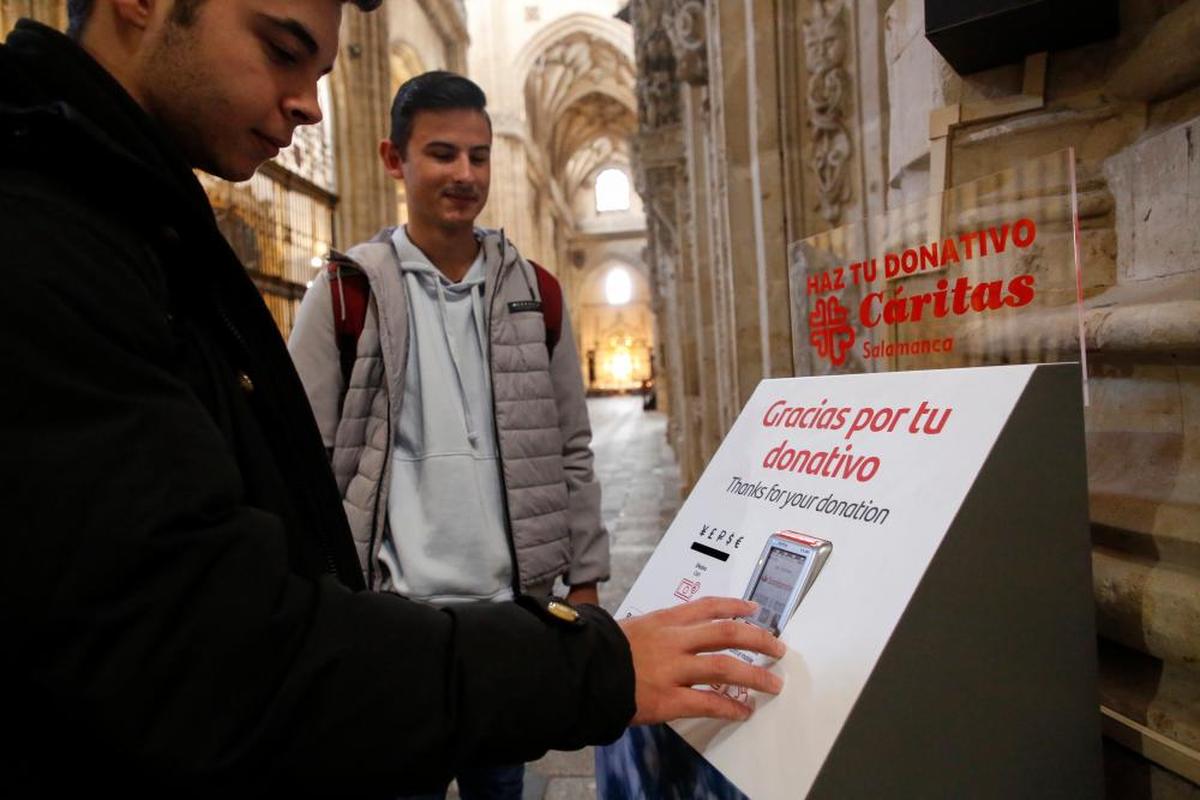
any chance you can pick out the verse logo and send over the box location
[808,296,855,367]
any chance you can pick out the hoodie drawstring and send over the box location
[335,267,347,321]
[419,269,489,446]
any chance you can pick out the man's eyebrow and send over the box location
[259,14,319,57]
[423,141,491,153]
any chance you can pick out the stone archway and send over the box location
[517,20,650,393]
[576,257,655,393]
[513,12,635,88]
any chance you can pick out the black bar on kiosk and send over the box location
[690,542,730,562]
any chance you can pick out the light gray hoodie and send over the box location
[380,227,513,604]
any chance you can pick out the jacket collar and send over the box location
[0,20,215,227]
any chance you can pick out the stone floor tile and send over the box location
[543,777,599,800]
[531,746,596,777]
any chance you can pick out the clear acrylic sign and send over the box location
[789,148,1087,398]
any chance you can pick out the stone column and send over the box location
[631,0,688,478]
[710,0,792,407]
[330,7,394,248]
[702,0,740,437]
[674,2,723,466]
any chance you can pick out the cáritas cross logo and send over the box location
[808,296,856,367]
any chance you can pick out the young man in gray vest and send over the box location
[290,71,609,797]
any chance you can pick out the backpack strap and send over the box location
[326,260,370,388]
[528,259,563,356]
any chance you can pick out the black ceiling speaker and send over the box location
[924,0,1119,75]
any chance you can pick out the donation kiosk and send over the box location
[605,150,1103,799]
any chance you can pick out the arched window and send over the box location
[605,266,633,306]
[595,167,631,213]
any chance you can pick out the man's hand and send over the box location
[566,582,600,607]
[618,597,786,725]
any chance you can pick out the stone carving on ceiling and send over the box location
[563,135,627,200]
[804,0,853,225]
[525,31,638,207]
[553,93,636,179]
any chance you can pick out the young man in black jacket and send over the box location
[0,1,784,796]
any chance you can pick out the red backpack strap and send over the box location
[528,259,562,356]
[325,259,370,388]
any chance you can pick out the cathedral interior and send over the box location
[3,0,1198,796]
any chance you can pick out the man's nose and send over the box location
[285,83,323,127]
[451,153,474,181]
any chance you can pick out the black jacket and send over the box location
[0,21,633,797]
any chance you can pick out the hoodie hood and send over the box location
[392,226,489,444]
[381,226,515,604]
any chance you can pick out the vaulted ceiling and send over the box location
[523,30,638,209]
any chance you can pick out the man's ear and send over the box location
[109,0,156,30]
[379,139,405,181]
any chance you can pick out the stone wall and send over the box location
[630,0,1200,792]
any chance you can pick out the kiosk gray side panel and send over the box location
[808,364,1103,799]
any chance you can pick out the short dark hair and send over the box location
[66,0,383,41]
[389,71,490,157]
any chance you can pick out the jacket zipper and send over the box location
[215,297,343,580]
[365,409,390,590]
[488,245,523,597]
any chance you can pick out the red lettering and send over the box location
[883,289,910,324]
[909,292,932,321]
[816,407,840,429]
[933,279,951,318]
[854,458,881,482]
[860,292,885,326]
[970,280,1005,312]
[1013,218,1037,247]
[986,224,1010,255]
[951,276,971,314]
[919,242,939,272]
[763,400,786,426]
[862,258,878,282]
[764,439,787,468]
[1005,273,1036,307]
[884,252,900,279]
[940,237,960,265]
[957,231,978,259]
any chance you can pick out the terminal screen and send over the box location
[748,547,808,632]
